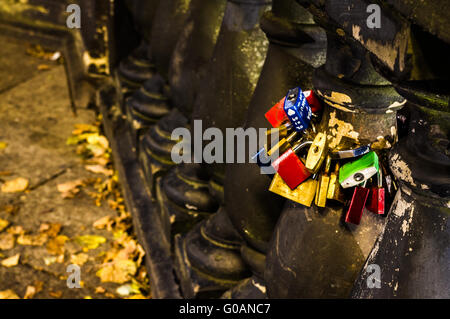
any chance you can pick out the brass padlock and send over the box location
[326,162,345,203]
[315,155,331,208]
[269,173,317,207]
[305,132,327,173]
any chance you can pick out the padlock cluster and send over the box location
[254,87,398,225]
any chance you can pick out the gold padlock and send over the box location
[327,162,345,203]
[315,155,331,208]
[305,132,327,173]
[269,173,317,207]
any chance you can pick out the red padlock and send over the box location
[345,184,370,225]
[265,97,287,128]
[304,90,322,113]
[366,170,385,215]
[271,141,312,190]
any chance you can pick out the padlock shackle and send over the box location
[378,167,382,188]
[292,140,312,153]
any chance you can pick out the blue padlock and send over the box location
[283,87,312,132]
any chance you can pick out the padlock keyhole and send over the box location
[354,172,364,182]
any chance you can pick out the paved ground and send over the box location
[0,35,148,299]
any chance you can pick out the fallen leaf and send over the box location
[0,171,12,176]
[50,52,61,61]
[96,260,137,284]
[46,235,69,255]
[75,235,106,250]
[24,286,37,299]
[56,254,64,263]
[88,156,109,166]
[57,180,84,198]
[1,253,20,267]
[39,223,61,237]
[43,256,57,266]
[85,165,113,176]
[0,142,7,150]
[93,216,113,230]
[7,225,24,235]
[0,233,15,250]
[1,177,29,193]
[116,283,140,297]
[87,134,109,149]
[49,290,62,298]
[17,233,48,246]
[37,64,50,71]
[0,290,19,299]
[95,286,105,294]
[126,294,147,299]
[70,253,89,266]
[34,281,44,293]
[104,292,116,298]
[0,218,9,232]
[72,124,98,135]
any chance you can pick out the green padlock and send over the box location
[339,151,379,188]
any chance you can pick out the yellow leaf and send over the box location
[0,218,9,232]
[116,283,140,296]
[39,223,61,237]
[70,253,89,266]
[7,225,24,235]
[37,64,50,71]
[126,294,147,299]
[85,164,113,176]
[17,233,48,246]
[93,216,113,230]
[75,235,106,250]
[46,235,69,255]
[0,290,19,299]
[96,260,137,284]
[57,180,84,198]
[1,177,29,193]
[0,233,15,250]
[43,256,57,266]
[73,124,98,134]
[24,286,37,299]
[49,290,62,298]
[0,142,7,150]
[1,253,20,267]
[95,286,105,294]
